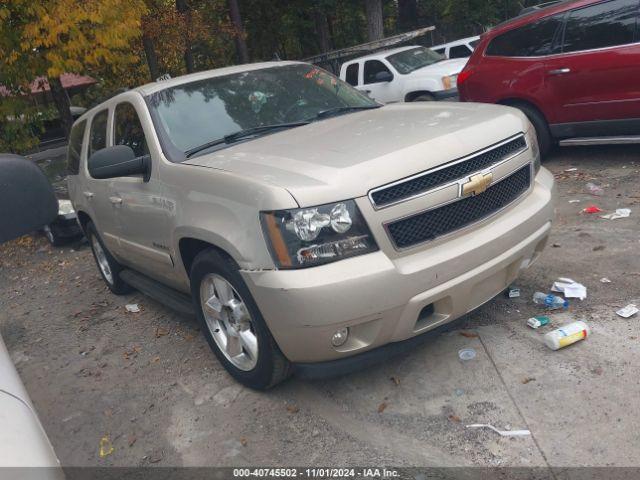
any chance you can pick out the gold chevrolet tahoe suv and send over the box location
[67,61,555,389]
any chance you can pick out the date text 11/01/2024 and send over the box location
[233,468,400,478]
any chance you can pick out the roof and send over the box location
[431,36,481,50]
[134,61,304,96]
[0,73,96,97]
[489,0,585,36]
[343,45,422,63]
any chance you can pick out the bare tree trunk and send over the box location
[49,76,72,140]
[398,0,418,32]
[142,33,160,81]
[228,0,249,63]
[176,0,195,73]
[365,0,384,41]
[313,6,332,53]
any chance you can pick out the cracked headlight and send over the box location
[261,200,378,268]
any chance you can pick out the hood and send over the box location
[185,102,528,207]
[407,58,468,78]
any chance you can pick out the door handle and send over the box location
[548,68,571,75]
[109,196,123,205]
[83,191,94,199]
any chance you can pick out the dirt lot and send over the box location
[1,145,639,470]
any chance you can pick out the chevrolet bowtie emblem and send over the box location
[462,172,493,196]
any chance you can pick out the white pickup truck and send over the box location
[339,45,466,103]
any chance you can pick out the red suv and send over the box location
[458,0,640,155]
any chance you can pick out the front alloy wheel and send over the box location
[200,273,258,371]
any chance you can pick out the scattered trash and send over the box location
[583,205,603,214]
[154,326,169,338]
[551,277,587,300]
[522,377,536,384]
[458,348,476,361]
[568,199,581,204]
[377,401,388,413]
[240,437,248,447]
[99,435,114,458]
[585,182,604,196]
[552,243,561,248]
[601,208,631,220]
[448,414,461,423]
[600,277,611,283]
[390,376,400,386]
[459,331,479,338]
[544,321,590,351]
[454,388,465,397]
[125,304,140,313]
[527,316,550,329]
[593,245,605,252]
[564,168,578,172]
[616,304,639,318]
[466,424,531,437]
[286,404,300,414]
[533,292,569,310]
[505,285,520,298]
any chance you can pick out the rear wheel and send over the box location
[86,221,133,295]
[190,249,291,389]
[511,102,552,157]
[410,93,435,102]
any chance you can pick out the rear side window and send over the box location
[114,102,149,158]
[562,0,639,53]
[363,60,392,84]
[67,120,86,175]
[432,47,446,55]
[469,39,480,48]
[89,110,108,157]
[449,45,473,58]
[344,63,359,86]
[486,15,564,56]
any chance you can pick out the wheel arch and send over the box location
[497,98,550,124]
[178,237,238,278]
[404,90,435,102]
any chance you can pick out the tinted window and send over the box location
[67,120,86,175]
[364,60,393,84]
[345,63,359,86]
[469,39,480,48]
[562,0,639,52]
[449,45,473,58]
[89,110,108,157]
[486,15,564,56]
[114,103,149,157]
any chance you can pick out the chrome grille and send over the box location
[386,165,531,250]
[370,135,526,208]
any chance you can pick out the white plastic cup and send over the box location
[544,321,590,351]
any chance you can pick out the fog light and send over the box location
[331,327,349,347]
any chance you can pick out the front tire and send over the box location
[190,249,290,389]
[86,221,133,295]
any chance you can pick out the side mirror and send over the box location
[88,145,150,181]
[0,154,58,243]
[374,71,393,83]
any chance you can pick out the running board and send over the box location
[559,136,640,146]
[119,269,196,317]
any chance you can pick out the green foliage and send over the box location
[0,97,42,154]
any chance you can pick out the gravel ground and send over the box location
[1,145,639,470]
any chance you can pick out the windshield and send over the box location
[386,47,445,74]
[147,64,377,159]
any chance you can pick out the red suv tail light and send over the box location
[457,67,474,86]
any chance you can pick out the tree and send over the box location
[1,0,147,139]
[176,0,195,72]
[397,0,418,32]
[228,0,249,63]
[364,0,384,41]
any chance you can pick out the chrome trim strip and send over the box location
[384,162,534,251]
[368,133,527,210]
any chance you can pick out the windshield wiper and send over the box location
[311,105,381,121]
[185,121,310,158]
